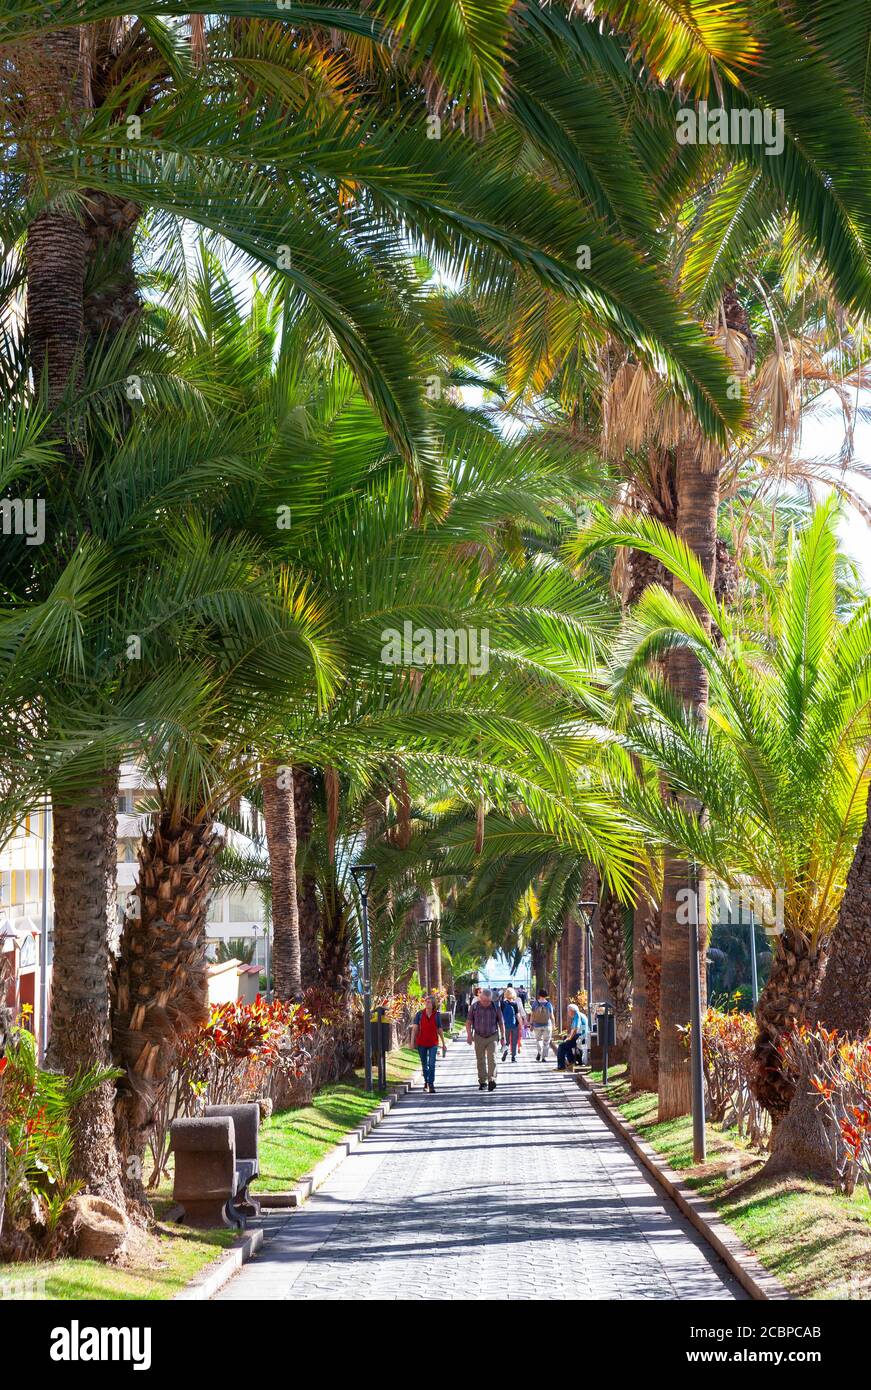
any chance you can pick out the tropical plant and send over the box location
[0,1025,118,1259]
[586,498,871,1123]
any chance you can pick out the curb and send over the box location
[176,1058,423,1299]
[173,1226,264,1301]
[570,1072,790,1301]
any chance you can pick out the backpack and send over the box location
[531,1000,552,1026]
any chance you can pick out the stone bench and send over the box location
[170,1102,261,1230]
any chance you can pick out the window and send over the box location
[228,889,263,923]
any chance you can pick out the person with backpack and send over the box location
[500,986,523,1062]
[466,987,505,1091]
[530,989,555,1061]
[412,994,448,1093]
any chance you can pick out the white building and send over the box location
[115,763,268,969]
[2,768,270,1050]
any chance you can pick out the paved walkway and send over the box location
[215,1039,745,1301]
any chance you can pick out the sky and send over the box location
[800,391,871,587]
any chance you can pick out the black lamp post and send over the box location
[688,857,707,1164]
[578,899,597,1041]
[351,863,377,1092]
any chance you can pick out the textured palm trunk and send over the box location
[658,439,719,1120]
[599,887,632,1049]
[564,913,582,999]
[261,763,302,999]
[47,776,126,1207]
[320,871,352,996]
[630,897,657,1091]
[0,956,12,1240]
[293,766,321,989]
[643,909,662,1085]
[545,942,556,995]
[112,811,216,1201]
[24,31,88,409]
[768,807,871,1174]
[750,928,828,1126]
[558,920,569,1015]
[531,937,546,995]
[429,923,443,992]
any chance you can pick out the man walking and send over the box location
[529,988,555,1061]
[466,987,505,1091]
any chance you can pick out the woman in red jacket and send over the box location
[411,995,447,1093]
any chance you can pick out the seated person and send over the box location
[556,998,588,1070]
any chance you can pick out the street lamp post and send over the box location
[688,858,707,1164]
[351,863,377,1093]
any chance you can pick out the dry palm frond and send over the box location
[190,14,208,68]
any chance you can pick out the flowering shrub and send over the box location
[699,1007,770,1148]
[780,1025,871,1195]
[301,986,363,1091]
[147,997,315,1185]
[0,1028,117,1260]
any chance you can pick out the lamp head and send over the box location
[577,899,597,932]
[350,863,377,898]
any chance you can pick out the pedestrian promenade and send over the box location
[215,1040,745,1301]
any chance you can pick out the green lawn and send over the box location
[255,1044,421,1193]
[590,1064,871,1299]
[0,1224,237,1301]
[1,1044,424,1301]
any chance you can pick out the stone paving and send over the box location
[214,1038,746,1301]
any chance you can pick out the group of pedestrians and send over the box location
[413,982,591,1094]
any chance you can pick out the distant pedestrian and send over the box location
[466,987,505,1091]
[412,995,447,1093]
[517,985,528,1011]
[556,998,588,1071]
[500,987,523,1062]
[529,989,555,1061]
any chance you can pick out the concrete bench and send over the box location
[170,1102,261,1229]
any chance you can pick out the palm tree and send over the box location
[592,499,871,1123]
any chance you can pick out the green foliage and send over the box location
[0,1029,119,1253]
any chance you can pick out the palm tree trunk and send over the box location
[0,955,12,1241]
[429,921,443,992]
[658,439,719,1119]
[566,912,583,997]
[599,887,632,1050]
[751,928,828,1125]
[766,798,871,1173]
[630,897,657,1091]
[47,775,126,1208]
[261,763,301,998]
[319,869,352,995]
[113,811,216,1201]
[293,765,320,989]
[531,936,547,995]
[643,908,662,1085]
[24,31,88,409]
